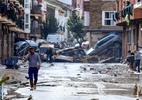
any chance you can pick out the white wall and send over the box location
[55,8,67,41]
[24,0,31,33]
[84,11,90,26]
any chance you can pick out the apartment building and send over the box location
[114,0,142,58]
[84,0,122,48]
[25,0,46,40]
[0,0,26,61]
[45,0,72,42]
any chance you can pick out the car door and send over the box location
[94,36,114,54]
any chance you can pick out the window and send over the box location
[25,14,29,23]
[102,11,115,26]
[25,24,29,28]
[25,0,28,3]
[127,30,131,43]
[25,4,30,8]
[25,0,30,8]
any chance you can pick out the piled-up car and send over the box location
[39,43,54,62]
[56,47,86,62]
[14,40,38,57]
[86,32,122,63]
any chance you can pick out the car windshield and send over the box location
[40,47,47,53]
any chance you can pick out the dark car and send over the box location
[56,47,76,55]
[14,40,38,57]
[60,48,86,62]
[61,48,86,56]
[87,32,122,56]
[39,44,54,62]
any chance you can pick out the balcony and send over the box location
[0,2,24,32]
[31,28,41,34]
[0,16,16,27]
[9,0,24,9]
[31,5,41,17]
[134,0,142,9]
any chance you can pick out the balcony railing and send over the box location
[134,0,142,9]
[16,17,24,30]
[31,5,41,14]
[0,2,24,31]
[31,28,41,34]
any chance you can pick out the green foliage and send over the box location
[41,15,59,39]
[67,10,84,47]
[68,37,74,43]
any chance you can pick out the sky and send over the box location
[58,0,72,5]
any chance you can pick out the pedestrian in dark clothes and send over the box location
[24,47,41,90]
[46,47,53,63]
[126,50,135,70]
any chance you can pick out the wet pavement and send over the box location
[1,63,142,100]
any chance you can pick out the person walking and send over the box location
[46,47,53,63]
[134,50,141,73]
[126,50,135,71]
[24,47,41,90]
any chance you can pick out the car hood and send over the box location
[86,48,94,55]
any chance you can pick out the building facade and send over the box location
[0,0,26,62]
[114,0,142,59]
[84,0,122,48]
[45,0,72,42]
[72,0,84,17]
[29,0,46,40]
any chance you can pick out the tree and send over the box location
[41,15,59,39]
[67,10,84,47]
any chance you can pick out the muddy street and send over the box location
[1,63,142,100]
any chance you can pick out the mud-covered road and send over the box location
[0,63,142,100]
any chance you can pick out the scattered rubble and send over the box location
[0,63,142,100]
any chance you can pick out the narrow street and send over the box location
[1,63,142,100]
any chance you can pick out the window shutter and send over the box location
[102,11,105,26]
